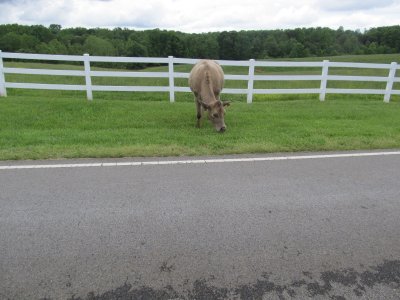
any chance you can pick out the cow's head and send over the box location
[202,100,230,132]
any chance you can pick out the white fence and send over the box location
[0,50,399,103]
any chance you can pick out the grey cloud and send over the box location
[320,0,396,11]
[0,0,30,4]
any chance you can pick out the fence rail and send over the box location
[0,51,399,103]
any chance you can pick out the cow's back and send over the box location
[189,60,224,95]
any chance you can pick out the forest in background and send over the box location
[0,24,399,66]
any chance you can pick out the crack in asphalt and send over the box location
[47,259,400,300]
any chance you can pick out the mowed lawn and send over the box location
[0,95,399,160]
[1,53,399,160]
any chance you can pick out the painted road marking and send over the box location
[0,151,400,170]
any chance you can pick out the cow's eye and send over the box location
[213,113,219,118]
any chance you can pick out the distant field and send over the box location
[0,54,399,160]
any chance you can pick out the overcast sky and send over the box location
[0,0,399,32]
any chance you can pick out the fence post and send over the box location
[168,56,175,103]
[0,50,7,97]
[83,53,93,101]
[247,59,255,104]
[384,62,397,103]
[319,60,329,101]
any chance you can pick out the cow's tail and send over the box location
[205,71,211,85]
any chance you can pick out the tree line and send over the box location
[0,24,399,65]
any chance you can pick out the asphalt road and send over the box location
[1,151,400,299]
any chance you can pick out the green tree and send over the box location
[264,35,280,58]
[30,25,54,43]
[366,42,379,54]
[126,39,148,57]
[2,23,400,69]
[288,39,309,58]
[49,24,62,34]
[47,39,68,54]
[0,32,22,51]
[19,34,39,52]
[83,36,116,56]
[218,31,238,60]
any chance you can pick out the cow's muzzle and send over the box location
[219,126,226,133]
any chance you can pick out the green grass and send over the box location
[0,96,399,160]
[0,54,399,160]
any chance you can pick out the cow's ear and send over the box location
[222,101,231,107]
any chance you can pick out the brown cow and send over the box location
[189,60,230,132]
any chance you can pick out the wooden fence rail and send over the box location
[0,51,399,103]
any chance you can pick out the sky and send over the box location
[0,0,399,32]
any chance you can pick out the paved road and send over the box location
[1,151,400,299]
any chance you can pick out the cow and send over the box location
[189,60,230,132]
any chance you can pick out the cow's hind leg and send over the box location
[195,95,202,128]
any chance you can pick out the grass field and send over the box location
[0,54,399,160]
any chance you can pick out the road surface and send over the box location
[1,151,400,299]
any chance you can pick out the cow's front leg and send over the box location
[195,96,202,128]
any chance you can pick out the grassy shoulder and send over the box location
[0,95,399,160]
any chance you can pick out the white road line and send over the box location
[0,151,400,170]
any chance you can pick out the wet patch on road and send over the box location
[63,259,399,300]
